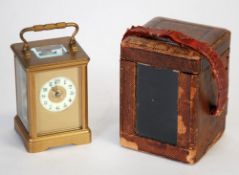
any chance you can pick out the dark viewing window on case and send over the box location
[136,64,178,145]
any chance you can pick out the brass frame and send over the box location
[12,26,91,152]
[15,116,91,153]
[14,62,91,152]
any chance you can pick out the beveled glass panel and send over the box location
[15,57,28,131]
[31,44,67,59]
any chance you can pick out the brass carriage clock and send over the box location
[11,22,91,152]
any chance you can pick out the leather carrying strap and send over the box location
[123,26,228,117]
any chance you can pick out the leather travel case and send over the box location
[120,17,230,163]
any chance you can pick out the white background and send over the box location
[0,0,238,174]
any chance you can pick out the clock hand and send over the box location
[51,86,62,97]
[51,86,58,92]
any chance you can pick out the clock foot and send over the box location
[14,116,91,153]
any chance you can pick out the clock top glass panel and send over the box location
[31,44,67,59]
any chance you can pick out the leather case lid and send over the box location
[122,17,230,116]
[144,17,230,56]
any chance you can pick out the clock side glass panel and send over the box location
[35,67,82,135]
[15,57,29,131]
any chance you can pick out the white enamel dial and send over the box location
[40,76,76,112]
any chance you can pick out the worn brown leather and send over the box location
[120,17,230,164]
[123,26,227,116]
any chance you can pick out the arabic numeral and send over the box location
[41,94,46,98]
[68,84,72,89]
[49,82,53,87]
[55,79,60,85]
[70,91,74,95]
[44,101,48,105]
[56,106,60,110]
[43,88,48,92]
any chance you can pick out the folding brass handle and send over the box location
[20,22,79,51]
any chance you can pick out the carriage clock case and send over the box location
[11,22,91,152]
[120,17,230,163]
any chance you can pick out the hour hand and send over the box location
[51,86,58,92]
